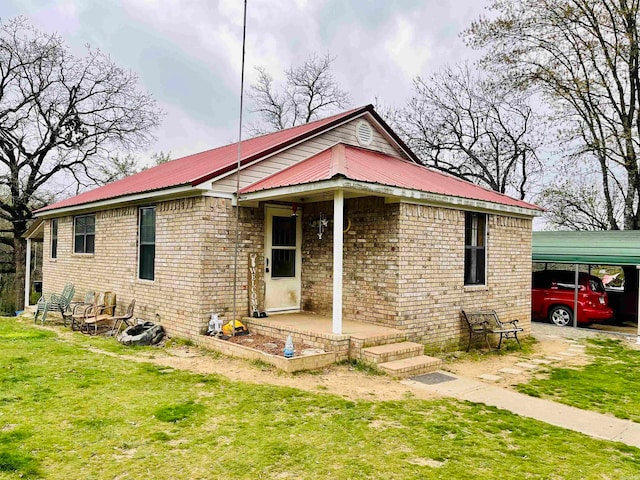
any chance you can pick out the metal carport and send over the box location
[532,231,640,343]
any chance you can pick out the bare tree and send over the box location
[539,180,623,230]
[101,150,172,180]
[151,151,171,166]
[390,63,542,200]
[249,53,351,133]
[0,17,162,309]
[466,0,640,229]
[94,154,139,186]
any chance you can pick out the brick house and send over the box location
[31,105,541,355]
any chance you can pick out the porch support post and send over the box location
[24,238,31,308]
[332,190,344,335]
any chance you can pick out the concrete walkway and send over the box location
[403,323,640,448]
[403,372,640,448]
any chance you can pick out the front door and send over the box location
[264,206,302,312]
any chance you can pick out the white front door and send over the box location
[264,206,302,312]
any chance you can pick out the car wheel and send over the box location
[549,306,573,327]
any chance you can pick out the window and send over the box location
[138,206,156,280]
[74,215,95,254]
[271,215,296,278]
[464,212,486,285]
[51,218,58,259]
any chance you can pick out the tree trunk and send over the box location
[14,236,26,311]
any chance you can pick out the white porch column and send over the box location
[332,190,344,335]
[24,238,31,308]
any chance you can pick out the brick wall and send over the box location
[301,197,400,327]
[42,194,532,349]
[396,203,532,349]
[199,197,264,327]
[300,198,532,349]
[300,201,334,313]
[42,196,262,337]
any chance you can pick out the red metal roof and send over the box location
[37,106,373,213]
[242,144,542,211]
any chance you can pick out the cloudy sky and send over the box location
[1,0,489,164]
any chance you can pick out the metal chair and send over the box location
[82,291,117,335]
[111,299,136,336]
[67,291,96,327]
[70,292,102,331]
[34,283,75,325]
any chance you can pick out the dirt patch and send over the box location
[221,333,316,357]
[34,315,628,402]
[442,333,591,388]
[127,346,428,402]
[94,326,593,401]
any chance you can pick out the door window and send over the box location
[271,216,296,278]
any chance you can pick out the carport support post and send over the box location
[573,264,579,328]
[636,266,640,344]
[332,190,344,335]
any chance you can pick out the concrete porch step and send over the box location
[378,355,443,378]
[356,332,407,349]
[361,341,424,364]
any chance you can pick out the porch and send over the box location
[242,313,442,376]
[244,312,405,361]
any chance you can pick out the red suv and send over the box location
[531,270,613,326]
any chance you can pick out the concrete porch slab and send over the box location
[243,312,407,361]
[245,312,404,337]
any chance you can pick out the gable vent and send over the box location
[355,120,373,146]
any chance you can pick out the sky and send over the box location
[0,0,489,165]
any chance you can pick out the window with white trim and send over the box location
[138,206,156,280]
[51,218,58,259]
[74,215,95,254]
[464,212,486,285]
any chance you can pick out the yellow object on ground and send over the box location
[222,320,248,336]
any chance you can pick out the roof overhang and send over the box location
[238,178,541,218]
[533,231,640,265]
[34,185,204,218]
[23,218,44,240]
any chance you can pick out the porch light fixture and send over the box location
[291,202,299,217]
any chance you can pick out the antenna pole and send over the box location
[231,0,248,334]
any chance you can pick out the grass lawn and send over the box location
[1,318,639,479]
[517,338,640,423]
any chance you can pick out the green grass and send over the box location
[0,318,639,479]
[517,338,640,422]
[154,401,205,423]
[438,336,538,364]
